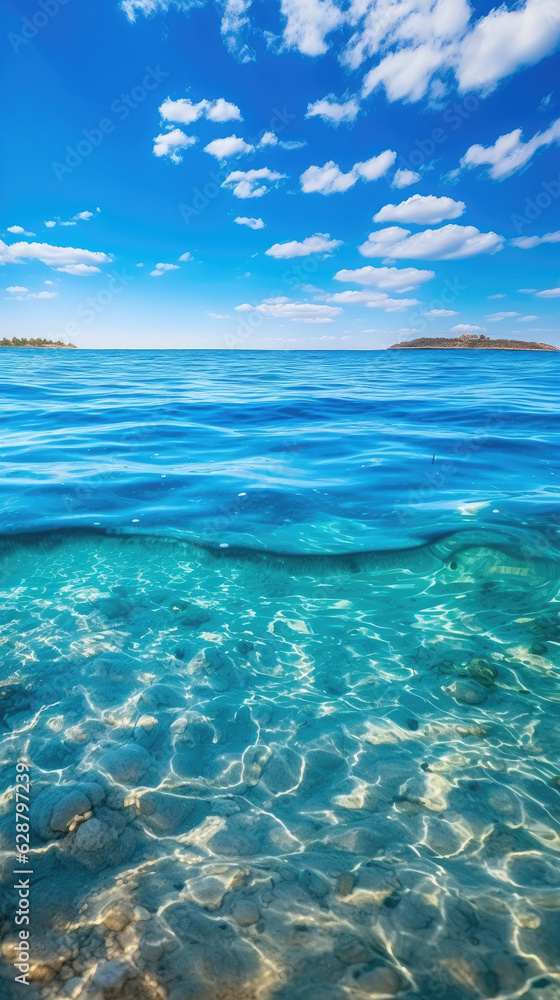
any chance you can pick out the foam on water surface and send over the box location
[1,526,560,1000]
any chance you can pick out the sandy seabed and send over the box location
[1,527,560,1000]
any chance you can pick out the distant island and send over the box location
[1,337,76,349]
[389,333,558,351]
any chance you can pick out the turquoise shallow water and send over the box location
[1,350,560,1000]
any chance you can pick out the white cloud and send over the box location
[281,0,343,56]
[362,44,452,103]
[204,135,254,159]
[207,97,243,122]
[124,0,560,109]
[56,264,101,275]
[150,262,180,276]
[535,286,560,298]
[355,150,397,180]
[265,232,342,258]
[374,194,465,224]
[425,308,458,317]
[359,224,504,261]
[207,311,229,318]
[159,96,242,125]
[301,160,356,194]
[7,225,35,236]
[323,289,419,311]
[511,230,560,249]
[40,211,96,229]
[222,168,286,198]
[485,311,520,322]
[450,324,485,333]
[306,96,360,124]
[456,0,560,94]
[235,216,265,229]
[517,315,539,322]
[333,264,434,292]
[300,150,395,194]
[392,168,421,188]
[153,129,197,163]
[235,296,341,322]
[178,252,193,261]
[487,293,506,299]
[0,240,111,272]
[6,285,58,300]
[461,118,560,180]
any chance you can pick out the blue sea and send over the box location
[1,350,560,1000]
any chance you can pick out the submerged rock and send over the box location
[99,744,152,784]
[447,678,488,705]
[30,781,105,839]
[233,899,260,926]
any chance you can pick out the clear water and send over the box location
[1,350,559,1000]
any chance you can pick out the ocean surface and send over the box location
[1,349,560,1000]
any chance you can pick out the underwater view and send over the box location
[1,349,560,1000]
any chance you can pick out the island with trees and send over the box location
[1,337,77,349]
[388,333,558,351]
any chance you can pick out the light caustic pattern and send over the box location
[0,527,560,1000]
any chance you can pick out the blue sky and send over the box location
[1,0,560,349]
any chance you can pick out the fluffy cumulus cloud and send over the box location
[150,262,180,276]
[425,308,457,316]
[333,264,434,292]
[235,296,341,322]
[305,96,360,124]
[300,150,395,194]
[153,129,197,162]
[450,323,485,333]
[511,230,560,249]
[374,194,465,224]
[461,118,560,180]
[123,0,560,107]
[178,252,193,261]
[204,135,254,159]
[0,239,110,274]
[7,225,35,236]
[359,224,504,260]
[392,168,421,188]
[234,216,265,229]
[536,286,560,298]
[159,96,242,124]
[265,233,342,258]
[222,168,286,198]
[322,289,419,311]
[456,0,560,94]
[6,285,58,300]
[56,264,102,275]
